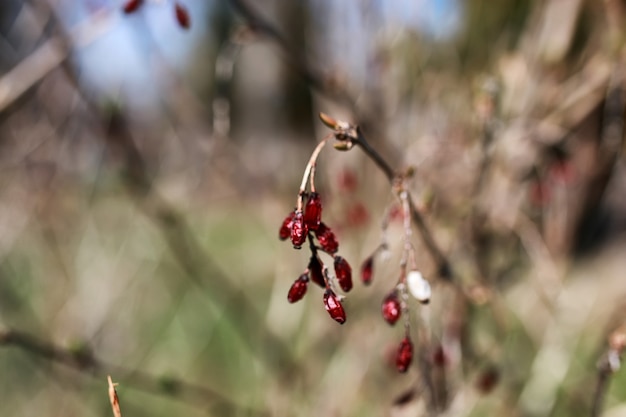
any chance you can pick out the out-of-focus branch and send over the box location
[0,328,263,415]
[591,325,626,417]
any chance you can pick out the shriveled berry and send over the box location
[174,2,191,29]
[279,211,295,240]
[290,211,307,249]
[406,270,431,304]
[308,256,325,288]
[381,292,401,325]
[396,336,413,373]
[323,290,346,324]
[361,255,374,285]
[315,222,338,254]
[287,274,308,303]
[123,0,144,14]
[303,192,323,231]
[334,256,352,292]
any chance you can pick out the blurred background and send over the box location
[1,0,626,416]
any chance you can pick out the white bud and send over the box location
[407,270,431,304]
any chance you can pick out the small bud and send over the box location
[290,210,307,249]
[123,0,144,14]
[315,222,338,254]
[279,211,295,240]
[303,192,323,231]
[333,140,354,151]
[407,270,431,304]
[334,256,353,292]
[319,112,339,129]
[174,2,191,29]
[360,256,374,285]
[381,292,401,325]
[308,256,325,288]
[396,336,413,373]
[287,274,309,303]
[323,290,346,324]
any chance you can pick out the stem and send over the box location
[297,134,332,211]
[354,128,452,280]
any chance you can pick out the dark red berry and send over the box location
[475,366,500,394]
[123,0,143,14]
[287,274,308,303]
[174,2,191,29]
[345,202,369,228]
[323,290,346,324]
[279,211,295,241]
[337,168,358,193]
[381,292,401,325]
[361,256,374,285]
[396,336,413,373]
[432,344,447,367]
[303,192,323,231]
[308,256,325,288]
[315,222,338,254]
[334,256,352,292]
[290,211,307,249]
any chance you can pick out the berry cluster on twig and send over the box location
[280,113,433,373]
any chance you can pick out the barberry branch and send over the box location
[348,124,453,281]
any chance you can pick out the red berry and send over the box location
[361,256,374,285]
[315,222,338,254]
[381,292,401,325]
[290,211,307,249]
[287,274,308,303]
[174,2,191,29]
[122,0,143,14]
[303,192,323,231]
[279,211,295,240]
[432,344,447,367]
[475,366,500,394]
[345,202,369,228]
[337,168,358,193]
[333,256,352,292]
[396,336,413,373]
[323,290,346,324]
[308,256,325,288]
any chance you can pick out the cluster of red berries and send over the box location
[123,0,191,29]
[279,192,353,324]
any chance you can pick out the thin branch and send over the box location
[0,328,264,415]
[353,127,452,280]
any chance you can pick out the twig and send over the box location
[353,127,452,280]
[107,375,122,417]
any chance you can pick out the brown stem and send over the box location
[354,127,452,280]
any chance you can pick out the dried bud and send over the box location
[361,256,374,285]
[407,270,431,304]
[381,292,401,325]
[287,274,309,303]
[303,192,323,231]
[308,256,325,288]
[279,211,295,240]
[290,210,307,249]
[334,256,353,292]
[123,0,144,14]
[323,290,346,324]
[174,2,191,29]
[333,140,354,151]
[319,112,339,129]
[396,336,413,373]
[315,222,338,254]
